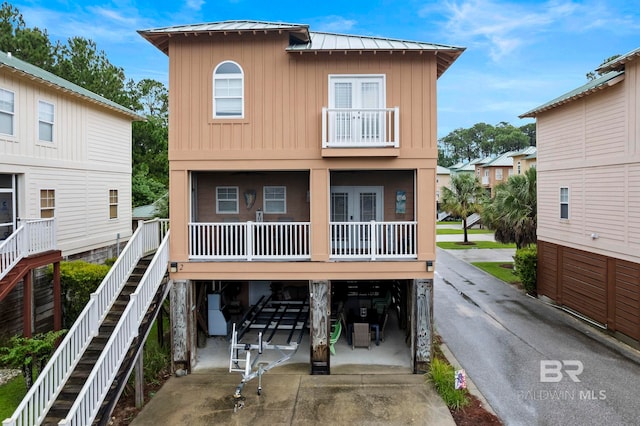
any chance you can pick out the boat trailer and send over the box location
[228,297,309,411]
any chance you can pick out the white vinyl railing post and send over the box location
[246,222,253,261]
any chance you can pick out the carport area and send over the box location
[194,279,413,373]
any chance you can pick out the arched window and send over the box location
[213,61,243,118]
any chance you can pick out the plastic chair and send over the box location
[329,320,342,355]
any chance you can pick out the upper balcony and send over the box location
[322,107,400,157]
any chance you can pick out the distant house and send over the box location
[520,48,640,346]
[139,20,464,373]
[0,51,141,336]
[479,151,514,197]
[510,146,537,176]
[436,165,451,212]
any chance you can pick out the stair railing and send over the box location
[60,229,170,425]
[0,218,56,282]
[2,219,168,426]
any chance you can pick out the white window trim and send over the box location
[40,189,55,218]
[560,187,569,220]
[109,189,118,220]
[216,186,239,214]
[213,61,244,119]
[263,186,287,214]
[495,169,503,180]
[328,74,386,108]
[0,88,15,137]
[38,100,55,142]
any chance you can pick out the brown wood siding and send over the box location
[614,259,640,340]
[168,33,437,161]
[561,247,607,324]
[537,240,558,300]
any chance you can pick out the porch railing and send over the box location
[2,219,169,426]
[330,221,417,260]
[189,222,311,261]
[0,218,56,282]
[322,107,399,148]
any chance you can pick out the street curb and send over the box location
[439,341,499,418]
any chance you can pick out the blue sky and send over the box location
[10,0,640,137]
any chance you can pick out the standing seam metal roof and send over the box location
[0,51,142,120]
[519,70,624,118]
[138,20,465,77]
[596,46,640,73]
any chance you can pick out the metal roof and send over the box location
[596,46,640,73]
[510,146,537,157]
[138,20,465,77]
[519,70,624,118]
[437,165,451,174]
[0,51,142,120]
[483,151,514,167]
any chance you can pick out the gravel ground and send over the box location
[0,369,21,386]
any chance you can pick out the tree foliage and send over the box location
[440,173,486,243]
[438,121,534,167]
[1,3,169,209]
[481,167,537,249]
[586,55,621,81]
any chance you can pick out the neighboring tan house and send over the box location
[520,47,640,346]
[510,146,537,176]
[436,165,451,212]
[139,20,464,373]
[479,151,514,197]
[0,51,141,337]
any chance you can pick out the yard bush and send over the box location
[47,261,110,327]
[427,357,470,410]
[514,245,537,295]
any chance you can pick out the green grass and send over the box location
[472,262,520,284]
[436,228,494,235]
[437,220,461,225]
[0,374,26,420]
[437,241,517,249]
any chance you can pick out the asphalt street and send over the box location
[434,247,640,426]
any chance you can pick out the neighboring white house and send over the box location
[0,51,142,335]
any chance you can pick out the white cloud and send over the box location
[186,0,205,11]
[420,0,640,62]
[314,16,357,33]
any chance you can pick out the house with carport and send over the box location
[138,20,464,374]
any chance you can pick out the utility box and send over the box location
[208,294,228,336]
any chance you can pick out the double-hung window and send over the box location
[264,186,286,214]
[0,89,14,136]
[560,187,569,220]
[109,190,118,219]
[40,189,55,218]
[495,169,503,180]
[216,187,239,214]
[38,100,54,142]
[213,61,243,118]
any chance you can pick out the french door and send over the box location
[329,76,385,144]
[330,186,383,252]
[0,174,17,240]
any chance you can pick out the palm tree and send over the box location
[440,173,486,243]
[482,167,536,249]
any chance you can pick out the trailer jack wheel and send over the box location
[233,394,246,412]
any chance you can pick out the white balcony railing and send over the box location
[322,107,399,148]
[189,222,311,261]
[330,221,417,260]
[0,218,56,281]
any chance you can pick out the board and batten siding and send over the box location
[167,33,438,162]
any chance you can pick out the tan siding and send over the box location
[537,103,585,165]
[629,164,640,246]
[537,170,584,238]
[584,168,625,242]
[168,34,437,161]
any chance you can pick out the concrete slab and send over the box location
[131,366,455,426]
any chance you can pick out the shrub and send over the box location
[47,261,110,327]
[427,357,470,410]
[514,244,537,295]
